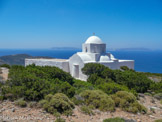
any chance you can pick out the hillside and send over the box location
[0,54,53,66]
[0,59,5,65]
[0,63,162,122]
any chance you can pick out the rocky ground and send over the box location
[0,67,9,83]
[0,95,162,122]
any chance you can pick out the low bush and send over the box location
[111,91,147,113]
[39,93,75,116]
[160,100,162,105]
[80,105,94,115]
[73,79,94,94]
[28,101,37,108]
[144,92,152,96]
[15,99,27,107]
[150,82,162,93]
[103,117,125,122]
[80,90,115,111]
[155,119,162,122]
[55,117,65,122]
[97,82,129,95]
[71,95,84,105]
[0,96,4,101]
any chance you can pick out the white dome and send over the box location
[99,55,110,62]
[85,36,103,44]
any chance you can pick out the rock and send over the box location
[151,98,155,103]
[149,115,156,118]
[138,93,145,98]
[150,106,160,110]
[72,113,76,116]
[1,108,5,111]
[100,118,103,121]
[11,108,15,112]
[137,119,141,122]
[125,118,137,122]
[94,110,101,114]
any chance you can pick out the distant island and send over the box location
[51,47,154,51]
[0,54,53,66]
[51,47,81,50]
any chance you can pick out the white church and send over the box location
[25,36,134,81]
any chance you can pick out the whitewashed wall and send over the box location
[25,59,70,72]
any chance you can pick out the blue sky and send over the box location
[0,0,162,49]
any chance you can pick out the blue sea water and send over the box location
[0,49,162,73]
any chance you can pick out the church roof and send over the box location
[85,36,103,44]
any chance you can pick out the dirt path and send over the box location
[0,67,9,82]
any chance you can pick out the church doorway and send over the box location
[72,64,79,78]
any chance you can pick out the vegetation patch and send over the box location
[1,65,74,101]
[150,82,162,93]
[111,91,147,113]
[80,90,115,111]
[39,93,75,116]
[97,82,129,95]
[82,63,153,93]
[0,95,4,101]
[160,100,162,105]
[73,79,95,94]
[55,117,65,122]
[103,117,125,122]
[80,105,94,115]
[155,119,162,122]
[15,99,27,107]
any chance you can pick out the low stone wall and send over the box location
[25,59,70,72]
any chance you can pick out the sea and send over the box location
[0,49,162,74]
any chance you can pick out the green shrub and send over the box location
[98,82,129,95]
[2,64,75,101]
[71,95,84,105]
[0,64,10,69]
[0,96,4,101]
[80,105,94,115]
[38,99,47,108]
[150,82,162,93]
[15,99,27,107]
[154,93,162,100]
[160,100,162,105]
[41,93,75,116]
[103,117,125,122]
[120,66,130,71]
[144,92,152,96]
[114,71,153,93]
[55,117,65,122]
[82,63,153,93]
[73,79,94,94]
[111,91,147,113]
[155,119,162,122]
[59,82,75,98]
[80,90,115,111]
[82,63,106,76]
[28,101,37,108]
